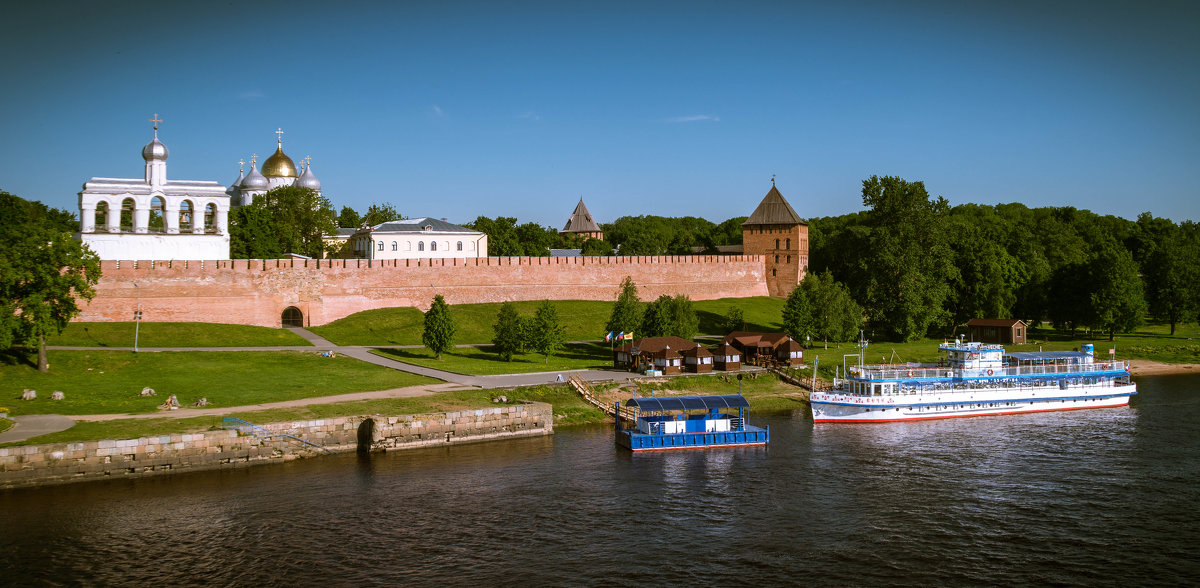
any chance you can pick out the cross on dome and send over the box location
[275,127,284,145]
[238,159,245,173]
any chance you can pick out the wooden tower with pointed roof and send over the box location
[742,182,808,297]
[560,198,603,241]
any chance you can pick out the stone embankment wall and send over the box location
[75,255,768,327]
[0,403,551,490]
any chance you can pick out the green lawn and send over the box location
[373,342,614,375]
[310,297,786,346]
[1,350,438,417]
[3,384,604,446]
[48,322,311,347]
[693,297,786,334]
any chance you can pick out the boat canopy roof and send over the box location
[625,394,750,412]
[1006,351,1091,361]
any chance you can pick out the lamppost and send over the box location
[133,282,142,353]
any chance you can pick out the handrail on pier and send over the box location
[221,417,332,453]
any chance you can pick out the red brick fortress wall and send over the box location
[79,255,769,328]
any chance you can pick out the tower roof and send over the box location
[562,198,601,233]
[742,184,804,226]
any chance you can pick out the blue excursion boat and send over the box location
[615,394,770,451]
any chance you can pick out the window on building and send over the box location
[457,241,463,251]
[431,241,437,251]
[775,238,780,249]
[786,238,791,249]
[377,242,384,251]
[392,241,398,251]
[787,255,791,263]
[775,255,779,263]
[772,269,777,277]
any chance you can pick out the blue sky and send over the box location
[2,0,1197,227]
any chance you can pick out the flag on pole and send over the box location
[604,331,613,342]
[623,331,634,341]
[617,332,625,341]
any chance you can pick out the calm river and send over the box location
[2,374,1198,586]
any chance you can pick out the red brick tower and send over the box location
[741,181,808,297]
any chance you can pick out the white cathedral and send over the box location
[77,118,322,260]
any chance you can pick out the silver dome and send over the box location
[240,163,269,190]
[296,163,322,191]
[141,136,169,161]
[229,170,244,191]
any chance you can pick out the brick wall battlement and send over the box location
[79,255,769,327]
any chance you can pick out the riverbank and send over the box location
[1128,360,1200,375]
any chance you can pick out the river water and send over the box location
[2,374,1198,586]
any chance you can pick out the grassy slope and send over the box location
[310,297,785,346]
[48,322,311,347]
[1,350,436,416]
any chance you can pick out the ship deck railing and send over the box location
[848,361,1128,381]
[827,378,1131,399]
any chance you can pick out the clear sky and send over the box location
[2,0,1197,228]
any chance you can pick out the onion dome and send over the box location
[296,162,322,191]
[142,134,169,162]
[262,138,297,177]
[229,168,244,191]
[241,161,269,190]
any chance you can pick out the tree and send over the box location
[606,276,643,336]
[722,306,745,334]
[532,300,566,363]
[0,191,102,372]
[337,206,362,228]
[784,271,862,345]
[422,294,456,359]
[492,302,523,361]
[580,238,614,256]
[362,202,401,227]
[857,175,956,341]
[229,186,337,259]
[1086,242,1146,341]
[1137,214,1200,335]
[642,294,698,339]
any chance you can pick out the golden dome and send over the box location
[262,141,297,177]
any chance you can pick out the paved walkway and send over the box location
[0,415,77,444]
[11,328,649,443]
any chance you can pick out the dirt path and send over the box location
[71,383,468,422]
[1127,360,1200,376]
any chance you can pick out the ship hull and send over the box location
[810,384,1135,423]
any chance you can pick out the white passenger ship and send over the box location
[810,340,1136,423]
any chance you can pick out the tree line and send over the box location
[809,176,1199,341]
